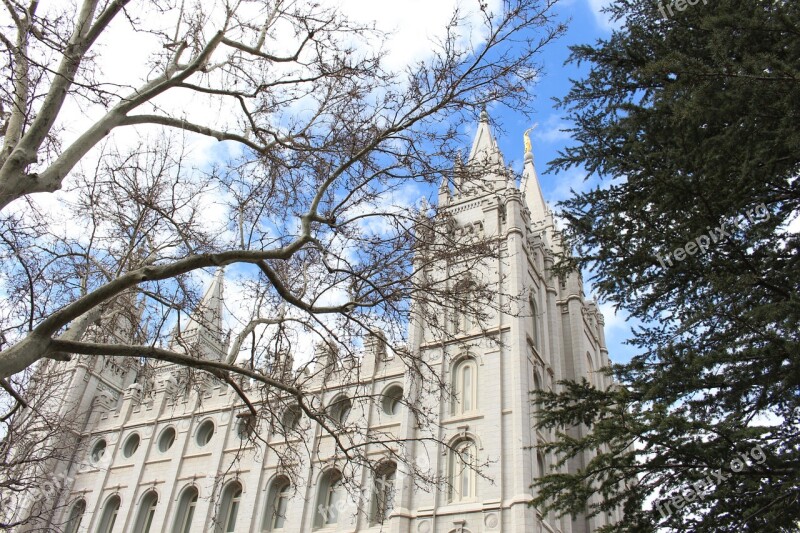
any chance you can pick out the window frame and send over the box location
[96,494,121,533]
[451,358,478,416]
[448,439,477,502]
[262,476,291,531]
[132,490,158,533]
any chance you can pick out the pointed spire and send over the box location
[468,108,504,168]
[182,268,225,342]
[521,129,548,224]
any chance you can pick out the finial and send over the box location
[523,123,538,162]
[480,105,489,123]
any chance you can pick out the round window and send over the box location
[196,420,215,446]
[381,385,404,416]
[158,427,176,452]
[90,439,107,463]
[122,433,140,458]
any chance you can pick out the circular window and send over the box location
[282,405,302,433]
[329,397,352,426]
[122,433,140,458]
[236,416,254,439]
[381,385,404,416]
[90,439,107,463]
[158,427,176,452]
[196,420,215,446]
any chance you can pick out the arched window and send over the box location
[529,295,539,349]
[586,352,595,387]
[262,476,291,531]
[448,439,477,502]
[370,462,396,525]
[64,499,86,533]
[96,495,120,533]
[533,369,542,392]
[217,481,243,533]
[172,486,198,533]
[452,278,476,334]
[537,451,547,478]
[451,358,478,415]
[314,469,344,528]
[133,491,158,533]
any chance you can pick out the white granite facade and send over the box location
[20,115,617,533]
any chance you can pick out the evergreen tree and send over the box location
[532,0,800,531]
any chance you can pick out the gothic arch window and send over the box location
[96,495,120,533]
[171,486,198,533]
[452,278,476,334]
[537,451,547,478]
[133,490,158,533]
[64,499,86,533]
[529,295,540,350]
[370,462,397,525]
[586,352,595,387]
[216,481,243,533]
[262,476,291,531]
[451,358,478,415]
[448,439,477,502]
[314,469,344,528]
[533,368,542,392]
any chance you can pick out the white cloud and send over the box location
[585,0,620,31]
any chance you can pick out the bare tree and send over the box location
[0,0,564,529]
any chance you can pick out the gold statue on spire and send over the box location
[523,128,532,154]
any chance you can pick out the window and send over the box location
[586,352,595,387]
[133,491,158,533]
[328,396,352,426]
[448,439,477,502]
[533,369,542,392]
[64,499,86,533]
[314,470,344,528]
[172,486,198,533]
[96,495,120,533]
[530,295,539,349]
[452,279,476,334]
[281,405,302,434]
[451,358,478,415]
[217,481,242,533]
[123,433,141,458]
[537,451,547,478]
[236,415,254,439]
[196,420,215,446]
[370,462,396,525]
[90,439,107,464]
[158,427,176,452]
[262,476,291,531]
[381,385,403,416]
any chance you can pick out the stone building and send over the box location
[17,113,616,533]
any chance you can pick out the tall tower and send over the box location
[397,111,615,533]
